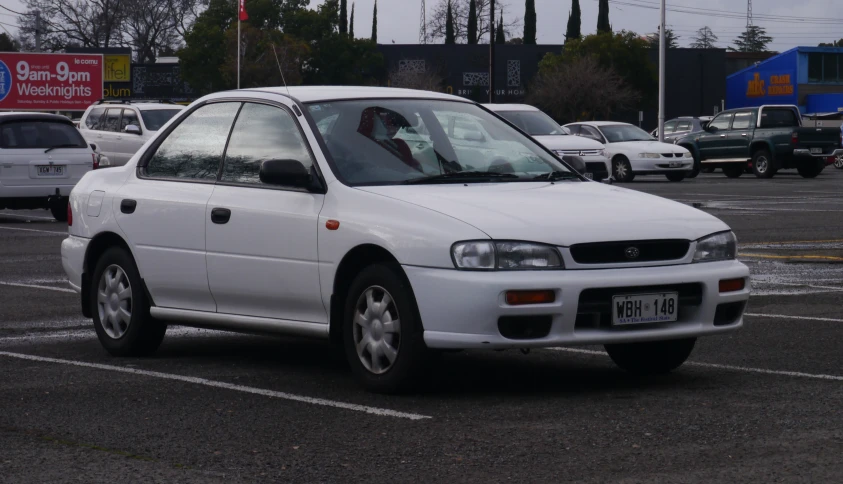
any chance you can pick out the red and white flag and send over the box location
[239,0,249,21]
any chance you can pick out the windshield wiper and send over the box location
[533,170,580,181]
[405,171,520,184]
[44,144,81,153]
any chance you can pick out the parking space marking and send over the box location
[0,351,432,420]
[0,212,58,221]
[550,348,843,382]
[740,253,843,262]
[0,281,75,293]
[745,312,843,323]
[0,226,67,235]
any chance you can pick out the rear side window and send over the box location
[144,102,241,180]
[676,121,692,131]
[663,121,678,133]
[731,112,754,130]
[85,107,106,130]
[0,121,88,149]
[760,108,798,128]
[103,109,122,132]
[121,110,140,131]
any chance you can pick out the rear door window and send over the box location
[676,121,692,132]
[731,112,754,130]
[759,108,799,128]
[121,109,141,131]
[0,121,88,149]
[85,107,107,130]
[664,121,678,133]
[103,109,122,132]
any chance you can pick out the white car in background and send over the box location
[78,101,185,167]
[485,104,611,180]
[0,112,97,221]
[565,121,694,183]
[61,86,749,393]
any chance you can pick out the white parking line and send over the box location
[550,348,843,382]
[0,281,76,293]
[0,225,66,235]
[745,312,843,323]
[0,212,57,221]
[0,351,432,420]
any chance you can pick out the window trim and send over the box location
[85,106,107,131]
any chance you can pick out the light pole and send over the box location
[657,0,665,142]
[489,0,495,103]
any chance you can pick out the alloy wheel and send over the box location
[835,154,843,169]
[353,286,401,375]
[97,264,133,339]
[615,161,628,180]
[755,155,769,173]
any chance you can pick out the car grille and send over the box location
[569,239,690,264]
[575,283,703,329]
[661,153,681,157]
[555,149,603,156]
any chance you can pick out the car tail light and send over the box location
[791,132,798,144]
[92,153,99,170]
[67,203,73,226]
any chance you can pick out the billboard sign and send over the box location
[104,54,131,82]
[0,52,103,111]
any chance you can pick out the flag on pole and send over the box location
[239,0,249,21]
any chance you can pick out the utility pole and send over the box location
[419,0,426,44]
[34,10,41,52]
[657,0,665,142]
[489,0,495,103]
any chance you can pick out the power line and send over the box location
[601,0,843,25]
[0,5,31,16]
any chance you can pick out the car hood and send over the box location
[357,182,728,246]
[611,140,687,153]
[532,135,605,151]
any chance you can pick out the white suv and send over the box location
[1,112,96,221]
[61,86,749,392]
[78,101,185,166]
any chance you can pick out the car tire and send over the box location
[722,165,743,178]
[612,156,635,183]
[665,172,686,182]
[50,199,68,222]
[797,160,825,178]
[91,247,166,357]
[605,338,696,374]
[751,150,776,179]
[343,263,428,393]
[701,166,716,173]
[834,154,843,169]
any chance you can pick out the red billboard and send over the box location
[0,52,103,111]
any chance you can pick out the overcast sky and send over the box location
[1,0,839,51]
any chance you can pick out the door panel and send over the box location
[726,111,755,158]
[697,113,733,159]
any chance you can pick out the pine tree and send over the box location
[730,25,773,52]
[340,0,348,34]
[597,0,611,34]
[467,0,478,44]
[445,1,456,44]
[690,26,718,49]
[350,2,355,38]
[565,0,581,42]
[524,0,537,44]
[647,26,679,49]
[371,0,377,43]
[495,14,505,44]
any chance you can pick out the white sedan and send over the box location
[61,86,750,392]
[565,121,694,182]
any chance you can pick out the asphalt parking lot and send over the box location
[1,169,842,483]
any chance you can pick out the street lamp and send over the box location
[658,0,665,142]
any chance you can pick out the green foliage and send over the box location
[350,3,355,38]
[445,1,456,44]
[304,36,384,85]
[647,27,679,49]
[372,0,378,43]
[596,0,610,34]
[523,0,536,45]
[0,33,20,52]
[467,0,478,44]
[818,39,843,47]
[729,25,773,53]
[495,16,505,44]
[690,26,718,49]
[340,0,348,34]
[565,0,581,42]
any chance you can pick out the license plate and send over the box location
[810,148,822,154]
[612,292,679,325]
[669,161,682,167]
[583,172,593,180]
[37,165,65,177]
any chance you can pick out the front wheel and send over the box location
[834,154,843,169]
[722,165,744,178]
[343,264,428,393]
[797,160,825,178]
[665,172,686,182]
[605,338,696,374]
[701,166,716,173]
[612,157,635,183]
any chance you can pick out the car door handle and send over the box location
[741,133,748,136]
[211,208,231,224]
[720,134,726,138]
[120,199,137,214]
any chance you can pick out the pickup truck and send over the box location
[675,105,843,179]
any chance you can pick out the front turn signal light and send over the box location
[505,290,556,306]
[719,278,745,293]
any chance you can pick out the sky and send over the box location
[1,0,840,52]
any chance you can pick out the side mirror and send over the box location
[706,125,718,133]
[124,125,141,135]
[259,159,319,190]
[561,154,587,175]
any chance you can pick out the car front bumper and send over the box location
[405,260,750,349]
[628,157,693,173]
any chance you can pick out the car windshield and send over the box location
[140,109,183,131]
[599,124,655,143]
[307,99,574,186]
[496,110,569,136]
[0,121,88,149]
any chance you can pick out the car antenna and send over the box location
[271,43,291,98]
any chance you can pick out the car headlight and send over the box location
[693,231,737,262]
[452,241,564,270]
[683,151,693,158]
[597,149,606,157]
[638,153,661,159]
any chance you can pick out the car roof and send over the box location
[482,103,540,112]
[0,112,75,125]
[569,121,632,127]
[233,86,471,103]
[90,103,185,111]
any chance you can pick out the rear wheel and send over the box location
[797,160,825,178]
[834,154,843,169]
[665,172,686,182]
[91,247,166,356]
[722,165,744,178]
[751,149,776,179]
[612,156,635,183]
[50,199,68,222]
[605,338,696,374]
[701,166,716,173]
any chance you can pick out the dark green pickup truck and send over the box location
[675,105,843,179]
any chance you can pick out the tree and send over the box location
[495,15,505,44]
[819,39,843,47]
[445,1,456,44]
[123,0,203,63]
[467,0,477,44]
[523,0,536,45]
[19,0,127,51]
[565,0,581,42]
[223,25,309,88]
[647,26,678,49]
[0,33,20,52]
[179,0,235,94]
[596,0,610,34]
[528,56,640,123]
[349,2,354,38]
[690,26,718,49]
[371,0,377,43]
[424,0,519,44]
[730,25,773,52]
[339,0,347,34]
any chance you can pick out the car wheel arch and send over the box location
[82,232,151,317]
[328,244,421,344]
